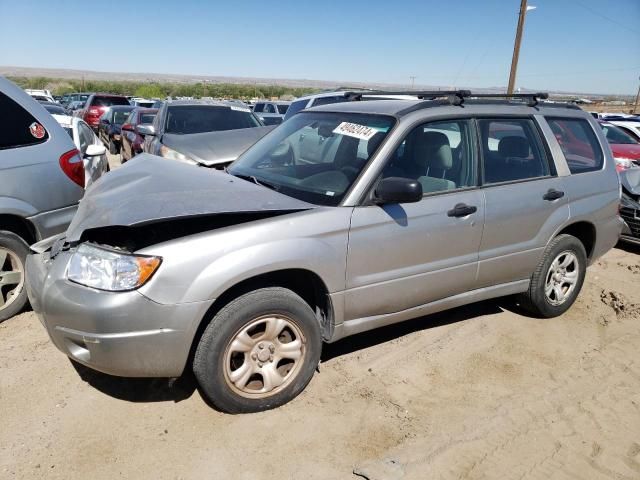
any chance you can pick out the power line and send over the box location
[572,0,640,35]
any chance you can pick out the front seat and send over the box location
[413,131,456,192]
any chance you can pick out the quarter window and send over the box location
[546,117,603,174]
[478,118,550,184]
[0,91,49,150]
[383,119,476,194]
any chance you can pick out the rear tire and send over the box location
[0,231,30,322]
[193,287,322,413]
[517,234,587,318]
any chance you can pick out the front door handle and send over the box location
[447,203,477,217]
[543,189,565,201]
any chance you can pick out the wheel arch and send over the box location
[0,214,38,245]
[187,268,334,368]
[554,221,596,260]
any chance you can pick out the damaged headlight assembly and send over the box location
[67,243,161,291]
[159,145,198,165]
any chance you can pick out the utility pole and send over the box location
[409,76,416,89]
[507,0,529,95]
[634,75,640,115]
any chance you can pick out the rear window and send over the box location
[0,91,49,150]
[546,118,604,174]
[165,105,261,134]
[91,96,130,107]
[277,104,289,114]
[44,104,66,115]
[600,123,638,145]
[113,110,132,124]
[140,113,156,124]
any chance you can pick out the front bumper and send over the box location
[25,248,214,377]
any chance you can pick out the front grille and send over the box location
[621,207,640,237]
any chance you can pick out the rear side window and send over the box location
[91,96,130,107]
[546,118,603,174]
[478,118,550,184]
[253,103,265,113]
[0,91,49,150]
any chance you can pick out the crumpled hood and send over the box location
[620,168,640,196]
[162,126,275,166]
[65,154,315,242]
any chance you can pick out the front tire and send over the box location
[193,287,322,413]
[518,234,587,318]
[0,231,30,322]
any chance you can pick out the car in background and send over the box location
[25,89,55,103]
[52,114,108,188]
[38,101,68,116]
[282,90,418,121]
[76,93,130,131]
[608,119,640,142]
[97,105,134,154]
[139,100,272,168]
[619,168,640,245]
[120,107,158,162]
[61,92,91,108]
[598,121,640,172]
[67,100,85,114]
[129,97,155,108]
[252,101,290,125]
[0,76,84,322]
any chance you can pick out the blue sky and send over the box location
[0,0,638,94]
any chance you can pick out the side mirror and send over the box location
[85,144,106,157]
[373,177,423,204]
[136,124,155,136]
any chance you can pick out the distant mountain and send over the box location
[0,65,629,99]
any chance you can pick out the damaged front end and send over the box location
[619,168,640,244]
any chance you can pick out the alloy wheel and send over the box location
[544,250,579,306]
[0,247,25,311]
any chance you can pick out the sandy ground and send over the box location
[1,154,639,479]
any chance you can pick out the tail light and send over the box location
[88,107,101,116]
[59,149,85,187]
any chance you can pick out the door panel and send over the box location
[345,190,485,320]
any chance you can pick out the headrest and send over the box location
[414,131,453,170]
[498,136,530,158]
[367,131,385,157]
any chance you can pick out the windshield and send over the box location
[601,123,638,145]
[228,112,395,206]
[165,105,261,134]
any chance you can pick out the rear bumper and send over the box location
[25,248,214,377]
[27,204,78,241]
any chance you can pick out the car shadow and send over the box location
[615,241,640,255]
[321,299,508,362]
[70,360,197,403]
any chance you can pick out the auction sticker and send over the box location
[333,122,377,141]
[29,122,46,139]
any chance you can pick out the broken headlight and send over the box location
[67,243,161,291]
[159,145,197,165]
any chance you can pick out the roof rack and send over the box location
[468,92,549,107]
[343,89,472,105]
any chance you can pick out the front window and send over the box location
[228,112,395,206]
[165,105,261,134]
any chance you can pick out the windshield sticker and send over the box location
[230,105,251,113]
[333,122,378,141]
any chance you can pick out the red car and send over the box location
[77,93,130,131]
[120,107,158,162]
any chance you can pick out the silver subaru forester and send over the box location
[26,92,623,413]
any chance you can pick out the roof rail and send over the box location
[343,89,472,105]
[469,92,549,107]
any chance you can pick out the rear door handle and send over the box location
[447,203,477,217]
[543,189,565,201]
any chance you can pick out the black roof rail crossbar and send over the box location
[469,92,549,107]
[343,89,471,105]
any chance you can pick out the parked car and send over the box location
[61,92,91,108]
[129,97,155,108]
[76,93,131,131]
[38,101,68,116]
[0,76,84,322]
[252,101,290,125]
[97,105,134,154]
[598,121,640,171]
[139,100,272,168]
[53,114,108,187]
[619,168,640,245]
[120,107,158,162]
[26,92,622,412]
[67,100,85,115]
[25,89,55,103]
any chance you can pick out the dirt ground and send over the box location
[1,155,640,479]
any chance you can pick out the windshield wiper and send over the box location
[232,173,280,191]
